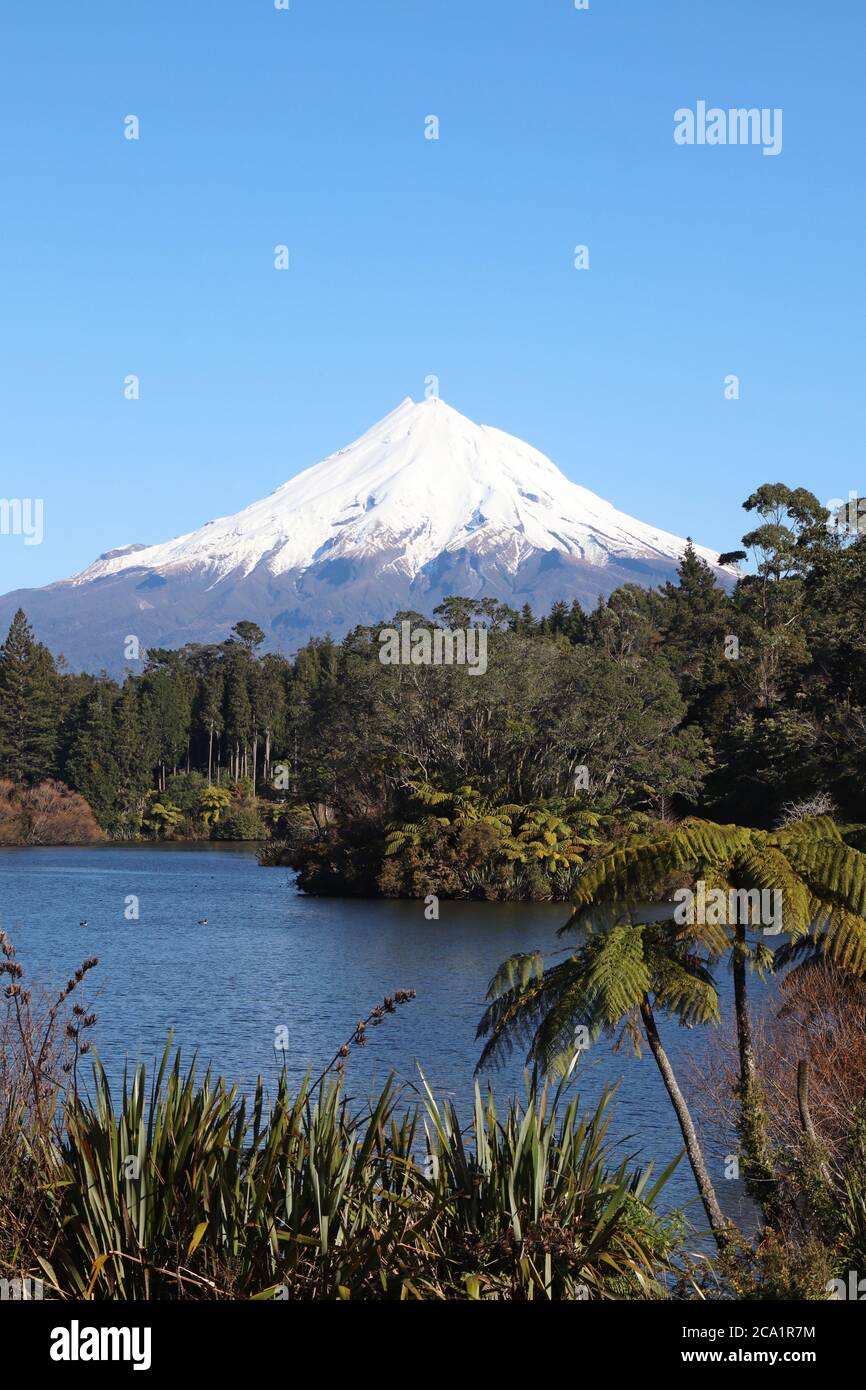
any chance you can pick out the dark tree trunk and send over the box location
[733,924,778,1222]
[640,996,732,1250]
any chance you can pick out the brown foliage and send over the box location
[0,782,23,845]
[690,962,866,1162]
[0,779,105,846]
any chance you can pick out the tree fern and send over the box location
[476,920,731,1247]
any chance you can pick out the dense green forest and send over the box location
[0,483,864,892]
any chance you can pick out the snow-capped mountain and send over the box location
[0,397,735,673]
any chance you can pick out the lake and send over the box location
[0,842,756,1242]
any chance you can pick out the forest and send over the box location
[0,482,864,895]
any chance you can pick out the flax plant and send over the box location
[27,1049,685,1300]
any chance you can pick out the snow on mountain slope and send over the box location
[0,397,736,673]
[72,397,728,587]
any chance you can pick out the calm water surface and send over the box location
[0,843,757,1240]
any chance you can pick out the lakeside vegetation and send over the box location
[4,839,866,1302]
[0,931,691,1301]
[1,485,865,893]
[477,811,866,1296]
[2,484,866,1299]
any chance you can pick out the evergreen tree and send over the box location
[565,598,588,643]
[255,653,288,785]
[141,651,194,788]
[64,682,122,827]
[198,666,225,784]
[516,602,536,635]
[0,609,58,783]
[230,620,266,654]
[224,650,253,780]
[112,681,153,833]
[660,541,732,712]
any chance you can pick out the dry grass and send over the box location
[0,928,98,1285]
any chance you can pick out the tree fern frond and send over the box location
[483,950,546,1002]
[819,910,866,975]
[582,925,652,1025]
[475,958,581,1072]
[733,843,813,938]
[781,839,866,919]
[770,814,842,847]
[652,954,720,1027]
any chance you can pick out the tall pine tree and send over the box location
[0,609,58,783]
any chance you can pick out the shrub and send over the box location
[210,803,267,841]
[287,820,384,894]
[0,779,104,846]
[163,771,208,815]
[690,960,866,1295]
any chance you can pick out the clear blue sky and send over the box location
[1,0,863,592]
